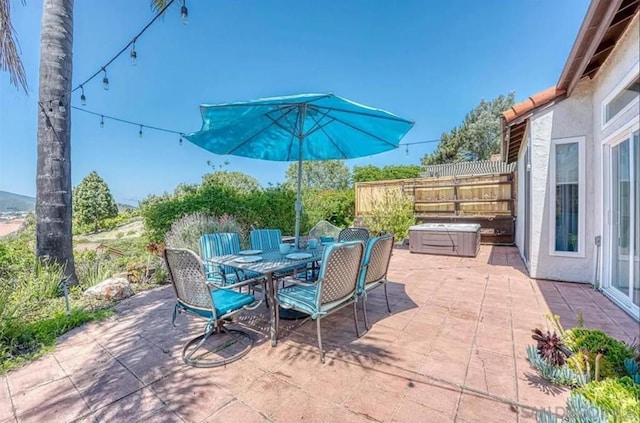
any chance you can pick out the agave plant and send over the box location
[532,328,571,366]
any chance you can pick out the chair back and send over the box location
[250,229,282,252]
[338,227,370,242]
[164,248,215,314]
[358,235,394,292]
[200,233,242,278]
[316,241,364,306]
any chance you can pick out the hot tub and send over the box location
[409,223,481,257]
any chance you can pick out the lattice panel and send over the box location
[320,243,363,304]
[164,248,213,310]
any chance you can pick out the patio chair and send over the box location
[338,227,370,242]
[164,247,260,368]
[276,241,364,362]
[249,228,282,252]
[200,233,264,288]
[357,234,395,330]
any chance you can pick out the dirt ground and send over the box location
[0,219,24,238]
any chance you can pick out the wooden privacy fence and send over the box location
[355,173,516,244]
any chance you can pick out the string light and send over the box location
[179,136,183,145]
[102,68,110,90]
[80,85,87,106]
[181,1,189,25]
[130,41,138,66]
[405,144,409,156]
[58,98,66,113]
[72,106,186,140]
[48,101,53,113]
[42,0,178,103]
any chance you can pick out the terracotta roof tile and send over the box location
[502,86,566,123]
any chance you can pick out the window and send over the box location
[550,137,585,256]
[604,74,639,125]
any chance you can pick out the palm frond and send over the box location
[150,0,171,13]
[0,0,28,93]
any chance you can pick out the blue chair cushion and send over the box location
[212,289,255,316]
[277,284,318,316]
[177,289,255,319]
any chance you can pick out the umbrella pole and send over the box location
[294,138,303,249]
[294,105,307,250]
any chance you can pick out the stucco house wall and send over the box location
[518,13,639,285]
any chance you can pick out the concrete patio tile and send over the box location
[456,393,519,423]
[203,358,267,395]
[271,387,336,422]
[236,374,300,419]
[204,400,269,423]
[6,355,66,395]
[343,379,403,423]
[150,368,234,423]
[0,376,15,423]
[12,377,89,423]
[131,406,185,422]
[76,365,144,411]
[391,397,453,423]
[403,377,460,417]
[91,388,164,422]
[301,359,369,404]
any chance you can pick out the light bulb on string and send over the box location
[48,101,53,113]
[130,42,137,66]
[179,136,183,146]
[181,1,188,25]
[80,85,86,106]
[58,98,66,113]
[405,144,409,156]
[139,125,143,138]
[102,68,110,90]
[100,115,104,128]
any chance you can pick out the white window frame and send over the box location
[601,61,640,130]
[549,136,586,257]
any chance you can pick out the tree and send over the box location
[0,0,28,92]
[202,171,262,193]
[73,171,118,233]
[353,165,423,183]
[35,0,78,283]
[284,161,351,191]
[422,93,515,165]
[32,0,168,284]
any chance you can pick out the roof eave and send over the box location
[557,0,624,95]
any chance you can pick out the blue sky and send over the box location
[0,0,590,204]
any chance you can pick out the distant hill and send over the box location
[117,203,137,212]
[0,191,35,212]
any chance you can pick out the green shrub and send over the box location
[303,189,354,229]
[574,377,640,422]
[164,213,243,252]
[75,250,120,289]
[567,350,618,381]
[565,328,635,376]
[362,189,415,240]
[142,184,300,242]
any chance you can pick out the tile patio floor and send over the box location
[1,246,638,423]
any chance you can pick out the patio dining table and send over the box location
[206,247,326,346]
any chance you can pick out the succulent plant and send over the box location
[532,328,571,366]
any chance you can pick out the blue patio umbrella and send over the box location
[185,93,414,248]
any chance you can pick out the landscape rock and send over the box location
[84,277,133,301]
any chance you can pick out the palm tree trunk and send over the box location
[36,0,77,285]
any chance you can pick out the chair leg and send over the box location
[383,283,391,314]
[353,301,360,337]
[362,297,371,330]
[316,318,324,363]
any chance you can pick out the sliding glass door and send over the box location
[609,130,639,312]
